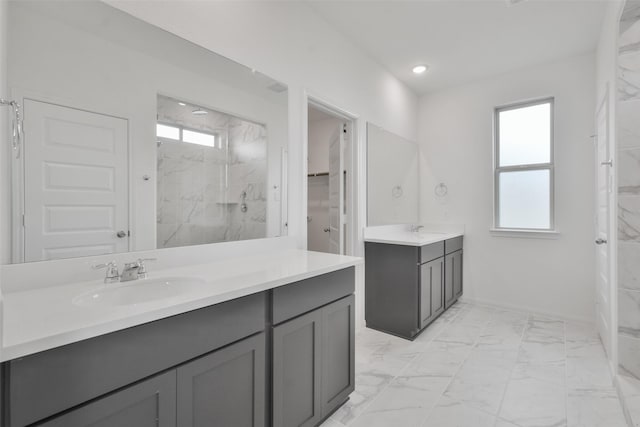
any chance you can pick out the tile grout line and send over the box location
[491,311,532,427]
[347,304,472,427]
[335,304,471,426]
[417,306,495,427]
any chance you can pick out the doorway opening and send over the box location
[307,102,353,255]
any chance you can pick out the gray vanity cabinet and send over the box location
[445,250,463,308]
[273,294,355,427]
[420,257,444,329]
[321,295,356,417]
[177,332,266,427]
[36,371,177,427]
[444,237,463,309]
[273,309,323,427]
[3,267,356,427]
[365,237,463,340]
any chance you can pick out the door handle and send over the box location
[116,230,127,238]
[323,228,330,233]
[601,160,613,167]
[595,238,607,245]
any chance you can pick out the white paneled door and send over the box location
[23,99,129,262]
[328,124,344,255]
[595,91,613,359]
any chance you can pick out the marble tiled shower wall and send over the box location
[618,0,640,381]
[156,95,267,248]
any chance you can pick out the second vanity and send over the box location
[364,225,463,340]
[0,248,361,427]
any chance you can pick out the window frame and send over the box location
[493,97,555,232]
[156,122,220,148]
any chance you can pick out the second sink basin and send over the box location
[73,277,206,308]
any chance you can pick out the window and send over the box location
[494,98,554,231]
[156,123,218,148]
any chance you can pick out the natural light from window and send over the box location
[182,129,216,147]
[156,124,217,148]
[495,99,553,231]
[156,123,180,140]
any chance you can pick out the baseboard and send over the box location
[459,296,595,325]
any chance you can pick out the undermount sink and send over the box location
[73,277,206,307]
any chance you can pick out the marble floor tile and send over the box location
[434,322,486,345]
[340,303,625,427]
[421,396,496,427]
[518,340,566,364]
[567,388,627,427]
[499,377,567,427]
[443,353,514,414]
[359,373,450,415]
[408,340,474,377]
[347,407,430,427]
[566,339,613,389]
[511,360,566,387]
[333,356,409,425]
[617,373,640,427]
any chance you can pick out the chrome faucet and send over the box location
[92,258,157,283]
[410,225,424,233]
[92,261,120,284]
[120,262,141,282]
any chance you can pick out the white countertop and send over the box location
[364,224,464,246]
[2,249,362,361]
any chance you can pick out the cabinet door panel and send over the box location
[431,259,445,319]
[453,250,463,298]
[273,310,322,427]
[444,253,455,309]
[37,371,176,427]
[177,333,266,427]
[322,295,355,417]
[420,258,444,329]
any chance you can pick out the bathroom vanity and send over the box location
[0,250,360,427]
[364,225,463,340]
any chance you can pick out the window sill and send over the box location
[489,228,560,239]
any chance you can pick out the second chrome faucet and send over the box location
[93,258,157,284]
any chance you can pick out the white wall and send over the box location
[419,54,596,322]
[105,0,419,251]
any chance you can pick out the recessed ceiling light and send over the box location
[192,108,208,116]
[412,65,428,74]
[178,102,186,106]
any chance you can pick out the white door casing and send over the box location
[328,124,344,255]
[595,90,613,358]
[22,99,129,262]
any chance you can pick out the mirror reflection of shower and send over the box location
[156,95,268,248]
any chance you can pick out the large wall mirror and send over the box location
[367,123,419,226]
[3,1,289,264]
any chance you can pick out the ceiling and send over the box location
[308,0,607,94]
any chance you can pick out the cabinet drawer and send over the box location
[7,292,266,427]
[35,371,177,427]
[420,241,444,264]
[445,236,463,254]
[272,267,355,324]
